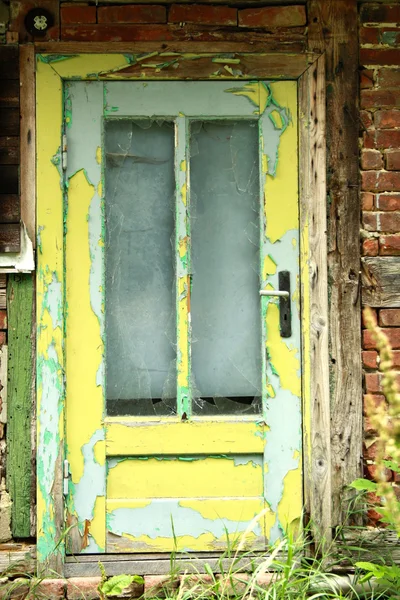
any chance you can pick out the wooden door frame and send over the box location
[34,46,329,575]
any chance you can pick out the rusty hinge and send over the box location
[63,459,70,496]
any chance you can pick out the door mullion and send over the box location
[175,117,190,418]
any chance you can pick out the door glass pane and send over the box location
[105,120,176,416]
[190,121,262,415]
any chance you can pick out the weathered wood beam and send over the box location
[308,0,362,528]
[6,275,35,538]
[362,257,400,308]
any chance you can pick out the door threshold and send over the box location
[64,552,272,578]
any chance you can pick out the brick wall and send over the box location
[360,3,400,522]
[58,2,307,42]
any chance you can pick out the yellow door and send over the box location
[62,80,301,554]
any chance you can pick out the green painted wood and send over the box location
[7,274,34,538]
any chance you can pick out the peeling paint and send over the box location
[225,82,271,115]
[37,70,303,560]
[64,82,106,554]
[36,57,65,566]
[107,499,265,552]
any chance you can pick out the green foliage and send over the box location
[99,574,143,597]
[349,479,378,492]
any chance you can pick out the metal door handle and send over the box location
[259,270,292,338]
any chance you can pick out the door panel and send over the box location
[64,80,301,554]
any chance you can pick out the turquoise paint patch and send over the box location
[38,54,77,64]
[108,500,262,541]
[381,31,398,46]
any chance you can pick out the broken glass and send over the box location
[105,119,176,416]
[190,121,262,415]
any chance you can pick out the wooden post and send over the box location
[6,274,35,538]
[308,0,363,528]
[20,45,36,248]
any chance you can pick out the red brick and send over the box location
[362,308,378,328]
[379,212,400,231]
[361,191,375,210]
[238,5,306,28]
[98,5,166,24]
[380,234,400,255]
[360,27,400,46]
[66,577,101,600]
[364,372,400,393]
[379,309,400,326]
[386,150,400,171]
[362,237,379,256]
[365,372,380,393]
[362,211,377,231]
[376,193,400,211]
[0,311,6,330]
[364,415,376,434]
[360,48,400,67]
[363,327,400,349]
[360,4,400,24]
[364,441,380,462]
[362,171,400,192]
[169,4,237,26]
[362,350,379,369]
[363,393,386,414]
[360,27,380,45]
[393,350,400,368]
[360,70,375,90]
[361,149,383,170]
[0,332,6,345]
[61,4,96,24]
[377,69,400,88]
[363,129,400,150]
[364,463,392,482]
[35,579,66,599]
[374,109,400,129]
[360,110,373,130]
[144,576,179,597]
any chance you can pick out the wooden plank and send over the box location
[0,345,7,424]
[6,274,34,538]
[0,137,19,164]
[362,257,400,307]
[0,166,19,195]
[0,108,19,136]
[0,80,19,108]
[0,544,36,575]
[299,55,331,545]
[36,57,64,575]
[308,0,362,528]
[59,23,306,49]
[0,195,20,223]
[334,528,400,567]
[0,224,20,253]
[114,53,310,80]
[0,46,19,79]
[20,45,36,247]
[106,420,264,455]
